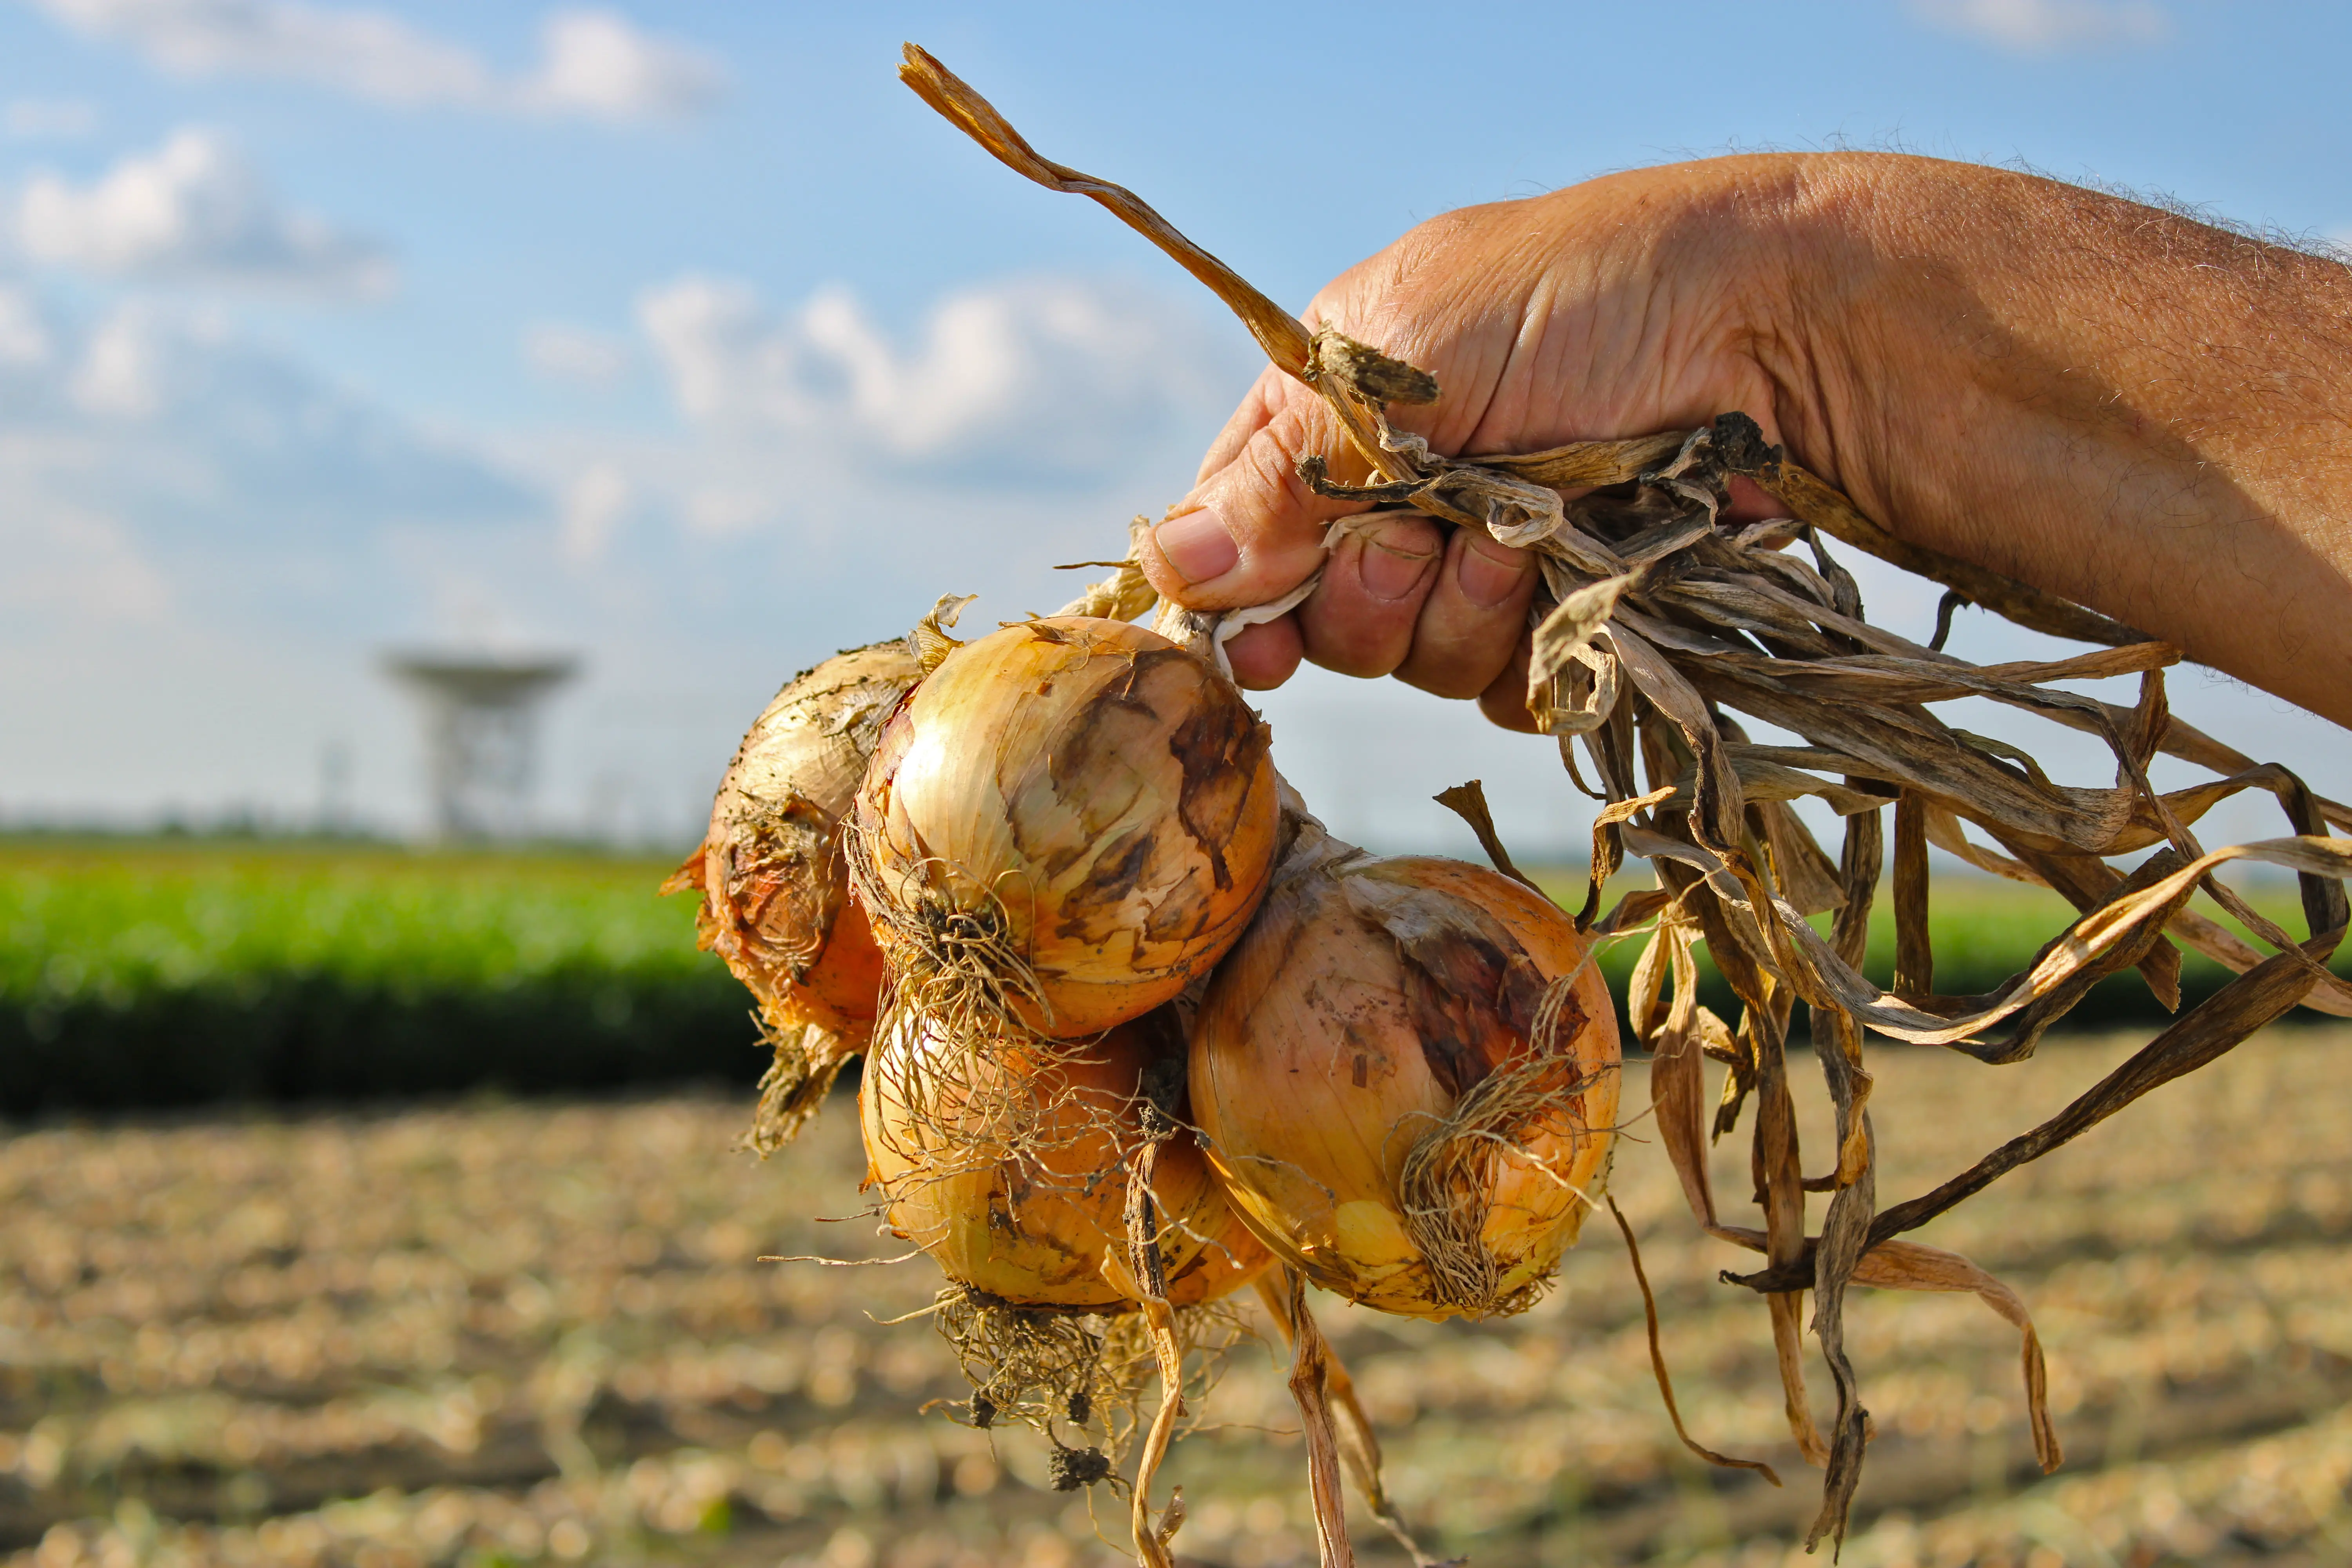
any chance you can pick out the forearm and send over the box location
[1770,156,2352,724]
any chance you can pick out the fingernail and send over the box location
[1153,508,1240,584]
[1357,524,1437,602]
[1457,536,1532,609]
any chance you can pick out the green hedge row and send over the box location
[0,840,766,1116]
[0,967,764,1114]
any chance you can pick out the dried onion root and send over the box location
[864,1003,1259,1554]
[851,614,1280,1042]
[860,1009,1223,1309]
[1191,806,1622,1320]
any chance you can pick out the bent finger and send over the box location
[1394,526,1539,699]
[1296,513,1445,678]
[1193,365,1284,487]
[1223,614,1303,691]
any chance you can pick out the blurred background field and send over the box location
[3,835,2341,1116]
[9,1024,2352,1568]
[0,837,760,1116]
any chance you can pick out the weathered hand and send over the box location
[1142,153,2352,730]
[1139,159,1798,729]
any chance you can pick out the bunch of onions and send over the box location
[1189,828,1622,1320]
[860,1007,1232,1308]
[853,616,1280,1040]
[666,639,922,1145]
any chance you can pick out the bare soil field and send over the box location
[7,1029,2352,1568]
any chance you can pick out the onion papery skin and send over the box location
[1162,1200,1274,1307]
[672,641,920,1044]
[861,1011,1223,1310]
[854,616,1279,1040]
[1190,854,1622,1320]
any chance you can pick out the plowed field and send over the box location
[8,1028,2352,1568]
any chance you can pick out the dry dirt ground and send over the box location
[7,1029,2352,1568]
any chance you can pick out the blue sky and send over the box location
[2,0,2348,853]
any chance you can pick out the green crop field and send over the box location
[0,838,762,1114]
[2,837,2339,1114]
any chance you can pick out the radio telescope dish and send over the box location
[384,652,578,841]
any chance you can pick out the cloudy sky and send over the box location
[2,0,2348,854]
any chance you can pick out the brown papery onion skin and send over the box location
[854,616,1279,1039]
[668,640,919,1045]
[1162,1202,1274,1307]
[860,1011,1226,1310]
[1190,853,1621,1320]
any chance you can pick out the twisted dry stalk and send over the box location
[1101,1099,1186,1568]
[901,41,2352,1552]
[1252,1273,1458,1568]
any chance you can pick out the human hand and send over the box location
[1138,157,1806,730]
[1139,153,2352,731]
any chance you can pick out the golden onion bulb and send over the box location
[668,640,920,1044]
[1190,848,1621,1320]
[860,1009,1227,1310]
[853,616,1279,1040]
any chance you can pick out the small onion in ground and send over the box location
[1190,839,1622,1320]
[860,1007,1227,1310]
[853,616,1279,1040]
[668,639,920,1045]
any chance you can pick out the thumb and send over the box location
[1140,373,1374,612]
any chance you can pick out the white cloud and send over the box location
[0,284,53,369]
[30,0,489,103]
[636,272,1242,477]
[26,1,724,121]
[1907,0,2170,53]
[514,10,724,122]
[9,293,530,525]
[15,128,395,296]
[0,504,171,621]
[5,98,101,140]
[523,320,631,387]
[69,299,185,415]
[558,461,629,564]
